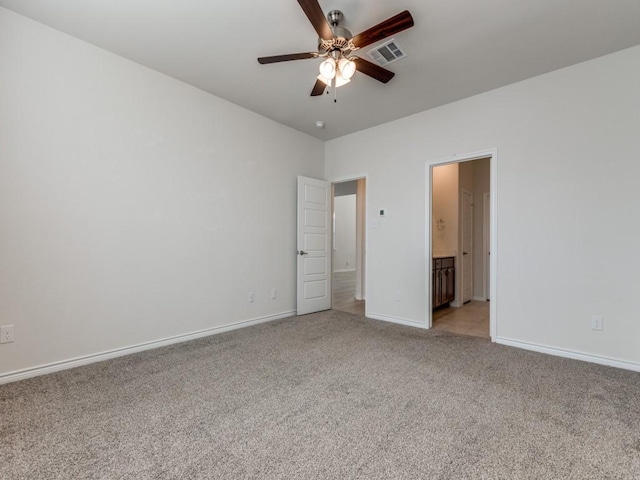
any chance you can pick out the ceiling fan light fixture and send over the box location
[319,58,336,80]
[334,71,351,88]
[338,57,356,80]
[316,72,350,88]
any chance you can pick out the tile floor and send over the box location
[332,271,365,316]
[432,301,490,339]
[332,271,489,339]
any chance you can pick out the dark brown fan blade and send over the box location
[258,52,317,64]
[351,10,414,49]
[310,78,326,96]
[297,0,333,40]
[353,57,395,83]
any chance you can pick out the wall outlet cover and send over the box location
[0,325,15,343]
[591,315,603,331]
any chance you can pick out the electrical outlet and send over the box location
[249,291,255,303]
[591,315,603,331]
[0,325,15,344]
[395,291,401,302]
[271,289,277,300]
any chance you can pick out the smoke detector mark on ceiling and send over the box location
[366,39,407,66]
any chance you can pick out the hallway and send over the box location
[332,271,365,316]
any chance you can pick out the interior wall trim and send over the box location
[366,312,427,329]
[0,310,296,385]
[496,336,640,372]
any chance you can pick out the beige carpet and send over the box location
[1,310,639,479]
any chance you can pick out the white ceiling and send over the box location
[2,0,639,140]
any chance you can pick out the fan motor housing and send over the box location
[318,10,353,53]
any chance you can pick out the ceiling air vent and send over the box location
[366,39,407,66]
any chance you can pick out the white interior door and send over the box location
[297,176,331,315]
[461,190,473,303]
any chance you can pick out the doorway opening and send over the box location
[331,178,366,315]
[428,150,496,339]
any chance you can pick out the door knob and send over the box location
[298,250,308,256]
[463,251,468,255]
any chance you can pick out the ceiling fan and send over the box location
[257,0,414,98]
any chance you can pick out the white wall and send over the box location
[333,195,356,272]
[432,164,458,256]
[325,45,640,368]
[0,8,323,378]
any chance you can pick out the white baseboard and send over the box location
[472,296,488,302]
[366,312,427,330]
[496,336,640,373]
[0,310,296,385]
[333,268,356,273]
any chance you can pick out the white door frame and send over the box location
[483,192,491,301]
[426,149,498,340]
[329,174,368,314]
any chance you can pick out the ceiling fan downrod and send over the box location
[327,10,343,27]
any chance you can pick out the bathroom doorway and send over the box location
[429,154,493,338]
